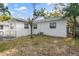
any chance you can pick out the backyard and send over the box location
[0,35,79,56]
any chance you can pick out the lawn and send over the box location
[0,35,79,56]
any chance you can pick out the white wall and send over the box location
[33,20,67,37]
[1,18,67,37]
[0,22,10,37]
[15,21,30,37]
[0,21,30,37]
[32,26,39,34]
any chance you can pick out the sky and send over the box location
[6,3,55,19]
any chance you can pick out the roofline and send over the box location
[34,16,67,23]
[11,18,27,22]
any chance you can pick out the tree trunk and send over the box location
[30,21,33,38]
[73,16,77,38]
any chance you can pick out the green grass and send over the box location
[0,35,79,56]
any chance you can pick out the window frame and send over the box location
[0,25,3,29]
[50,22,56,29]
[33,24,37,29]
[10,23,14,29]
[24,23,29,29]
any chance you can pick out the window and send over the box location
[10,23,14,29]
[10,26,14,29]
[33,24,37,29]
[24,23,29,29]
[50,22,56,28]
[0,25,3,29]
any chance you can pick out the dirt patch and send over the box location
[0,35,79,56]
[0,48,18,56]
[65,38,73,41]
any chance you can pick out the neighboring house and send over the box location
[0,16,67,38]
[0,22,11,37]
[0,18,30,37]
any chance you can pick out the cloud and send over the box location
[10,11,15,14]
[14,8,18,11]
[18,6,27,11]
[14,6,27,11]
[47,3,54,6]
[13,13,25,19]
[48,3,52,5]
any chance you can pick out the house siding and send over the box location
[0,17,67,37]
[33,19,67,37]
[15,21,30,37]
[0,22,9,36]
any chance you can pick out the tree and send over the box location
[28,3,37,38]
[28,4,48,38]
[33,8,46,17]
[33,8,49,19]
[50,10,61,17]
[50,3,67,15]
[64,3,79,38]
[0,3,11,21]
[0,16,11,21]
[27,17,33,38]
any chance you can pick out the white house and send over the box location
[33,17,67,37]
[0,18,30,38]
[0,16,67,38]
